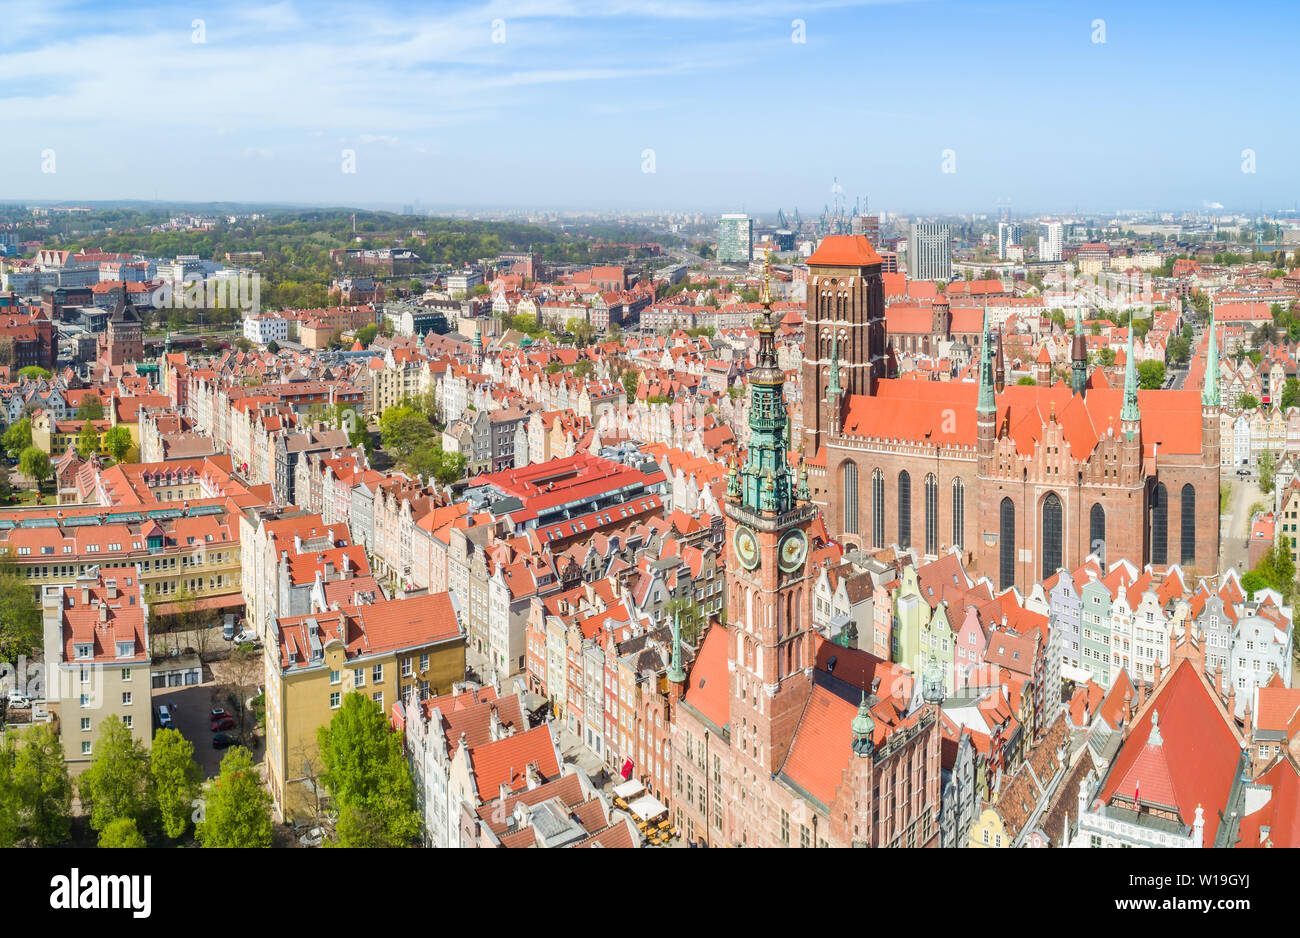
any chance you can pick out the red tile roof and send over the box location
[807,235,884,268]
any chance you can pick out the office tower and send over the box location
[1039,221,1064,261]
[997,221,1022,259]
[908,222,951,281]
[717,213,754,263]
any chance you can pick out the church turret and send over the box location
[976,307,997,465]
[1071,306,1088,396]
[472,326,484,369]
[823,326,843,437]
[1120,323,1141,437]
[851,690,876,757]
[667,606,686,701]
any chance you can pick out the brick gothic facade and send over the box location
[803,237,1221,592]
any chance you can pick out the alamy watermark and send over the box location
[150,273,261,312]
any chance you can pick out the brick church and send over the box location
[802,235,1221,592]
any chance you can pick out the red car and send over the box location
[211,715,236,732]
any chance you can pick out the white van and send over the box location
[222,614,237,640]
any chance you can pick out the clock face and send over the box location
[733,525,760,570]
[778,529,808,573]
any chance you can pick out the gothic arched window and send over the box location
[842,461,859,535]
[1151,482,1168,565]
[952,478,965,551]
[872,469,885,549]
[898,470,911,549]
[999,498,1015,591]
[1090,502,1106,565]
[1181,484,1196,566]
[1041,492,1063,581]
[924,474,938,556]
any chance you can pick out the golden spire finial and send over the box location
[760,247,773,307]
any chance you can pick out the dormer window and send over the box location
[116,641,134,658]
[74,642,93,660]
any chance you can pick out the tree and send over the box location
[267,339,281,354]
[355,323,378,347]
[196,747,273,848]
[1137,360,1165,390]
[75,420,101,458]
[317,693,420,847]
[1017,376,1036,385]
[18,446,50,489]
[234,337,253,353]
[75,394,104,420]
[622,370,639,402]
[1281,377,1300,411]
[0,557,41,662]
[1238,394,1260,410]
[13,724,73,846]
[1259,450,1277,495]
[2,418,31,459]
[1251,535,1297,605]
[99,817,146,848]
[151,728,201,840]
[78,716,157,836]
[0,738,20,848]
[103,425,132,463]
[224,643,262,738]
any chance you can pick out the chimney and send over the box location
[105,579,117,599]
[81,584,90,605]
[98,601,108,623]
[342,551,352,578]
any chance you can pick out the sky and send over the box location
[1,0,1296,216]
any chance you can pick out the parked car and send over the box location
[211,715,236,732]
[209,707,229,721]
[212,733,237,749]
[6,692,33,709]
[222,614,237,641]
[157,704,175,730]
[233,629,259,646]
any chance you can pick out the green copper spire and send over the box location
[1071,306,1087,396]
[737,255,794,515]
[1203,305,1220,408]
[851,690,875,756]
[1120,322,1140,424]
[667,608,686,685]
[976,306,996,415]
[827,328,841,399]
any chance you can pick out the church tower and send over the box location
[801,235,887,457]
[725,265,820,775]
[106,283,143,367]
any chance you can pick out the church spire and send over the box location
[667,607,686,685]
[1120,320,1140,424]
[1203,302,1220,408]
[851,689,875,756]
[827,328,841,399]
[1071,305,1088,396]
[976,306,996,415]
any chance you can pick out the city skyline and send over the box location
[2,0,1296,212]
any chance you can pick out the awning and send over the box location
[613,779,645,800]
[626,793,668,821]
[1061,663,1093,685]
[150,593,245,618]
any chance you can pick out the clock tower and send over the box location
[724,264,820,776]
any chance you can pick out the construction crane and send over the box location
[777,208,788,229]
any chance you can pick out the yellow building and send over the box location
[968,806,1010,848]
[31,413,113,458]
[265,591,466,822]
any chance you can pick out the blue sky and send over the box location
[1,0,1295,215]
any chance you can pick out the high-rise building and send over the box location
[1039,221,1064,261]
[997,221,1022,259]
[851,214,881,247]
[907,222,951,281]
[717,213,753,263]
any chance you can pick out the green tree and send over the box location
[1017,375,1036,386]
[98,817,146,848]
[317,693,419,847]
[1259,450,1277,495]
[13,724,73,846]
[355,323,378,347]
[1238,394,1260,410]
[1137,360,1165,390]
[75,420,101,458]
[0,558,41,662]
[78,716,157,836]
[622,370,639,402]
[266,339,281,354]
[196,747,274,848]
[234,337,253,353]
[103,425,133,463]
[75,394,104,420]
[2,418,31,459]
[572,360,595,379]
[16,366,50,381]
[0,738,20,848]
[18,446,49,490]
[151,728,201,840]
[1281,377,1300,411]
